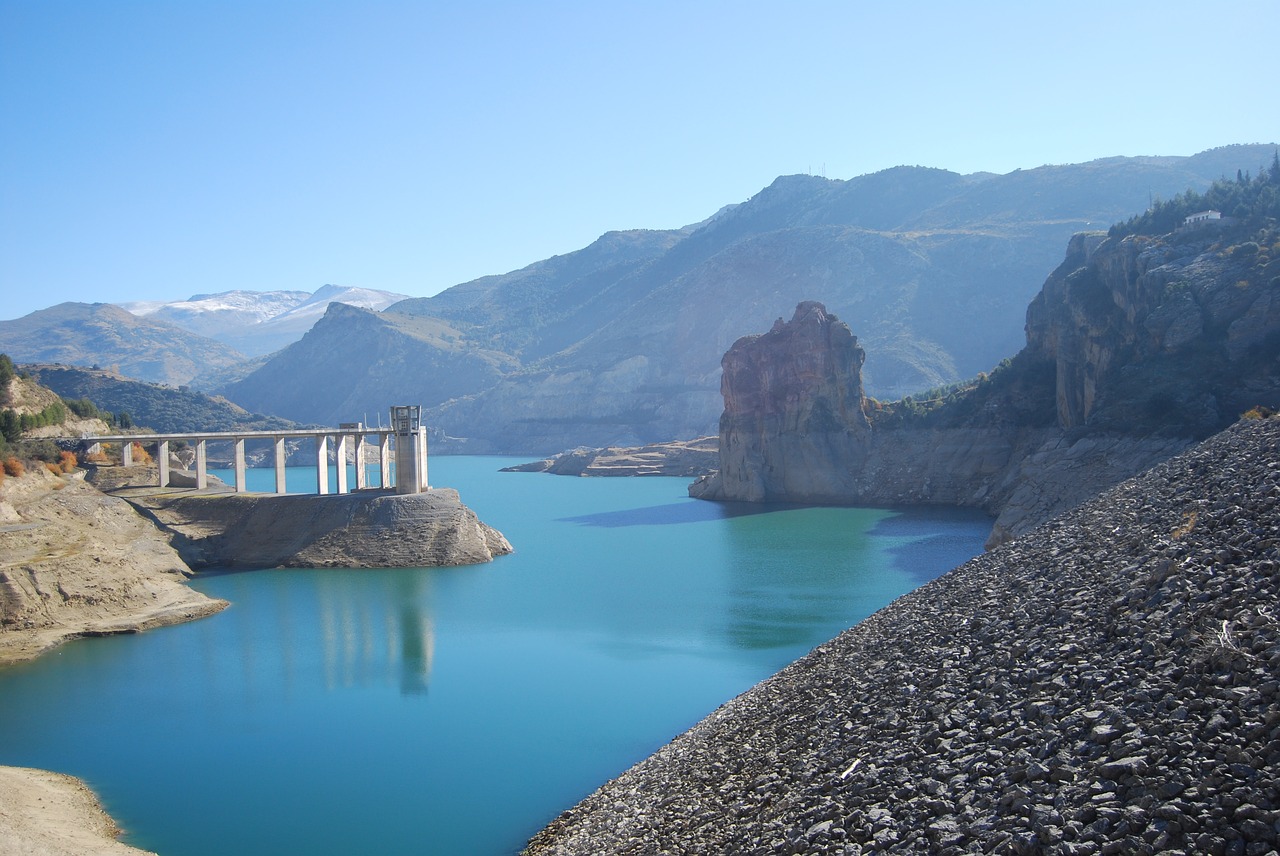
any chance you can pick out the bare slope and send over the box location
[0,469,226,665]
[527,415,1280,855]
[0,766,155,856]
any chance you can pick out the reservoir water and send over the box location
[0,457,991,854]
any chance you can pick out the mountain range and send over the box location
[2,145,1275,453]
[224,144,1280,452]
[117,283,409,356]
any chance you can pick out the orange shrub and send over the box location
[3,457,25,477]
[131,442,153,465]
[45,462,61,475]
[58,451,78,473]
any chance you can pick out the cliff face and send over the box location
[693,223,1280,544]
[711,302,870,501]
[1027,229,1280,434]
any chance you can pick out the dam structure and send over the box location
[72,405,430,497]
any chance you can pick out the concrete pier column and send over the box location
[274,437,287,494]
[157,440,169,488]
[316,435,329,495]
[234,438,247,492]
[394,428,429,494]
[355,434,368,489]
[335,434,349,494]
[121,440,133,467]
[418,428,429,490]
[379,433,392,489]
[196,439,208,490]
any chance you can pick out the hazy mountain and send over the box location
[222,144,1278,453]
[0,303,247,387]
[121,284,410,356]
[223,302,519,427]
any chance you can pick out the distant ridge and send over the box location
[0,303,246,387]
[223,144,1280,453]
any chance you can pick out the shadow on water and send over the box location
[559,499,816,528]
[870,506,995,583]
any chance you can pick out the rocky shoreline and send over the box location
[501,436,718,477]
[120,485,513,569]
[526,416,1280,854]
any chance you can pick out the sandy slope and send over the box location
[0,766,155,856]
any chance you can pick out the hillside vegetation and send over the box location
[24,364,299,434]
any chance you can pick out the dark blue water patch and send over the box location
[558,499,812,527]
[871,506,995,583]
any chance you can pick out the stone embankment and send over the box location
[527,416,1280,855]
[502,437,718,477]
[0,469,226,665]
[121,487,512,569]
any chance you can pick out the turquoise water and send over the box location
[0,457,990,855]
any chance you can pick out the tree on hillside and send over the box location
[0,354,14,405]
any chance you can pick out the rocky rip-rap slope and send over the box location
[526,415,1280,854]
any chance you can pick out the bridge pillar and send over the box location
[234,438,247,492]
[122,440,133,467]
[335,434,349,494]
[380,434,392,489]
[157,440,169,488]
[316,435,329,495]
[355,434,368,489]
[274,437,287,494]
[196,440,208,490]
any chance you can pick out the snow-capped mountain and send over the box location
[119,284,410,356]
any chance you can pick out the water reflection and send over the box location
[716,506,991,652]
[207,568,438,697]
[560,499,812,528]
[869,507,994,583]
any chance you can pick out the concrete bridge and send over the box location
[74,408,430,496]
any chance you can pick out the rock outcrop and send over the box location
[501,436,718,477]
[120,488,512,569]
[527,415,1280,855]
[710,301,871,502]
[693,219,1280,544]
[0,469,227,665]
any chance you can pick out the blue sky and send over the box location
[2,0,1276,321]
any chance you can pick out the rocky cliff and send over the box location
[0,468,227,665]
[709,301,871,502]
[692,217,1280,544]
[120,488,512,569]
[527,415,1280,856]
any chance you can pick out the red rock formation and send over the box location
[695,301,871,501]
